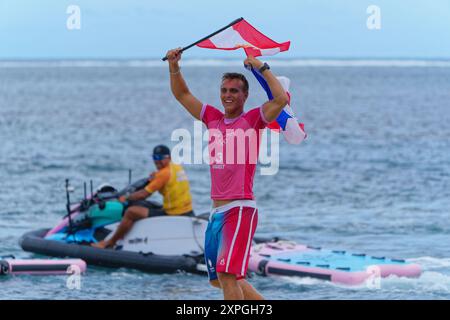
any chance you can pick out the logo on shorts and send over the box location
[208,259,215,272]
[219,258,225,266]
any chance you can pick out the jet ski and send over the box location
[20,177,208,274]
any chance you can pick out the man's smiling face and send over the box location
[220,78,248,116]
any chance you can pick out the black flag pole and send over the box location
[162,17,244,61]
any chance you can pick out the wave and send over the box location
[408,256,450,270]
[279,256,450,295]
[1,59,450,68]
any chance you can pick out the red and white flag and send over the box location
[196,19,290,57]
[196,18,305,145]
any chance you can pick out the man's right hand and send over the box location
[166,48,182,65]
[166,46,202,120]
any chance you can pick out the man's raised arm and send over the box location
[244,56,289,123]
[166,48,203,120]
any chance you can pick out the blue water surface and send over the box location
[0,62,449,299]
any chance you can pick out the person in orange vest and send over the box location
[92,145,194,249]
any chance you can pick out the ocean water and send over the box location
[0,60,449,300]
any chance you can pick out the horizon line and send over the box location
[1,56,450,61]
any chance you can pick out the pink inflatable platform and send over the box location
[0,258,87,276]
[249,240,421,285]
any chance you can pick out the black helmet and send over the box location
[152,145,171,160]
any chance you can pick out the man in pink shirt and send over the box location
[165,48,288,300]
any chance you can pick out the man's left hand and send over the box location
[244,55,264,70]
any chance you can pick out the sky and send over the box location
[1,0,450,59]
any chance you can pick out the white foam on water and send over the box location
[1,59,450,68]
[378,271,450,296]
[279,276,324,286]
[273,257,450,296]
[280,273,450,296]
[408,256,450,270]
